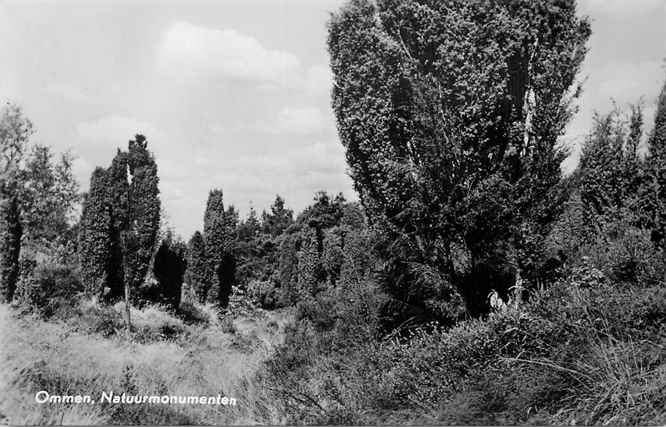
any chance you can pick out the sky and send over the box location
[1,0,665,237]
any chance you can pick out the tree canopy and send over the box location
[328,0,590,315]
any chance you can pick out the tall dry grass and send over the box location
[0,300,291,425]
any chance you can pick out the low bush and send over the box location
[248,279,282,309]
[263,263,666,425]
[580,223,666,286]
[14,261,83,317]
[177,300,213,325]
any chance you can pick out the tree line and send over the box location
[1,0,665,334]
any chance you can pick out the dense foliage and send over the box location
[186,231,208,303]
[202,189,237,308]
[153,231,187,309]
[78,135,161,305]
[328,0,591,319]
[78,168,112,297]
[1,2,665,424]
[0,196,22,302]
[0,103,79,303]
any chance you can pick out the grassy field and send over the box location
[0,299,292,425]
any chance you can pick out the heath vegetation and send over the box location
[1,0,665,425]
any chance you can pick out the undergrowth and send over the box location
[263,263,666,425]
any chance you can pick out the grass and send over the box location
[262,264,666,425]
[0,299,292,425]
[1,263,663,425]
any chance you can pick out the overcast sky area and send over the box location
[1,0,665,237]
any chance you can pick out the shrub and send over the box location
[220,316,236,334]
[177,300,212,325]
[264,263,666,425]
[15,261,83,317]
[578,216,666,286]
[248,279,281,309]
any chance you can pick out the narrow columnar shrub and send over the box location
[0,196,22,303]
[185,231,208,303]
[78,167,111,297]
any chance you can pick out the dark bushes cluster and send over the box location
[15,260,83,317]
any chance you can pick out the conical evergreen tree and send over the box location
[124,135,161,295]
[186,231,208,303]
[203,189,225,304]
[646,79,666,245]
[78,134,161,323]
[78,167,112,297]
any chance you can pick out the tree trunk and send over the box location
[124,280,131,332]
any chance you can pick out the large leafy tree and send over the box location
[1,103,79,302]
[328,0,590,315]
[20,145,80,243]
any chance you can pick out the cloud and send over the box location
[157,21,301,85]
[305,64,333,97]
[46,83,93,104]
[71,157,93,187]
[595,60,665,102]
[77,114,165,147]
[267,106,327,134]
[580,0,665,15]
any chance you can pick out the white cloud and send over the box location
[580,0,665,15]
[157,21,301,85]
[260,106,327,135]
[71,157,93,188]
[77,114,165,147]
[46,83,93,104]
[305,64,333,97]
[596,60,664,101]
